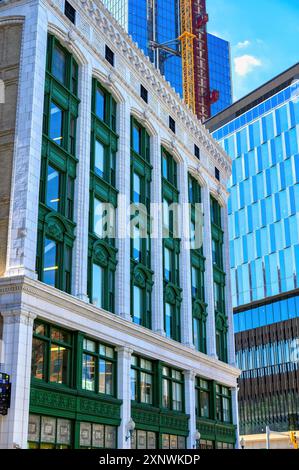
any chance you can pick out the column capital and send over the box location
[183,369,196,381]
[115,345,134,358]
[1,309,37,326]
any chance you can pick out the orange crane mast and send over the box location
[178,0,196,114]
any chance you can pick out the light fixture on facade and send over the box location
[125,419,135,441]
[194,430,201,448]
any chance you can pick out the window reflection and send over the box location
[49,102,63,145]
[46,165,60,211]
[43,238,58,287]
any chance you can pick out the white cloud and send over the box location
[234,55,262,77]
[236,40,251,49]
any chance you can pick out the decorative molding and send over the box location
[30,386,122,421]
[0,275,241,383]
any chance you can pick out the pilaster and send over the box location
[0,310,36,449]
[183,369,196,449]
[115,100,131,321]
[178,161,193,348]
[5,3,48,278]
[72,62,93,302]
[151,133,165,335]
[116,345,133,449]
[202,182,217,358]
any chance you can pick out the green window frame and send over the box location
[81,337,117,397]
[215,385,232,423]
[162,147,182,342]
[37,34,79,294]
[195,378,212,419]
[130,355,155,405]
[31,320,73,387]
[189,175,207,353]
[88,79,119,313]
[161,365,184,412]
[130,117,153,328]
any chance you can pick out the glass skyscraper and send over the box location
[207,63,299,446]
[103,0,232,113]
[207,33,232,116]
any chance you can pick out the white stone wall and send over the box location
[0,0,239,450]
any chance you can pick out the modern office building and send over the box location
[206,63,299,449]
[103,0,232,118]
[0,0,239,449]
[207,33,232,116]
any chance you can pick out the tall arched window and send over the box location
[162,148,182,342]
[189,175,207,352]
[88,79,118,313]
[37,34,79,292]
[211,196,228,362]
[130,117,153,328]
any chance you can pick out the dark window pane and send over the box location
[50,345,69,384]
[31,338,45,380]
[52,45,66,84]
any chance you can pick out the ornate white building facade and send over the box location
[0,0,239,449]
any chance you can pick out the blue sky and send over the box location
[207,0,299,101]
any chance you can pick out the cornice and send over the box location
[0,275,240,382]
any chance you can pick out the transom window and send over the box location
[31,321,72,386]
[130,355,154,405]
[82,338,116,397]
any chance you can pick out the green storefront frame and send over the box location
[132,404,189,449]
[29,383,122,449]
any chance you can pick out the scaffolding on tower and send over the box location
[178,0,196,114]
[191,0,219,120]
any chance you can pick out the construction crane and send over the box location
[290,431,299,449]
[178,0,196,114]
[150,0,219,120]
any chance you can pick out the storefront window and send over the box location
[82,338,116,397]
